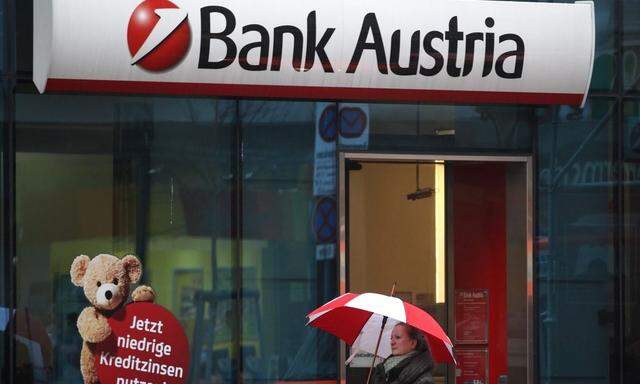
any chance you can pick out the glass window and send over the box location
[144,99,237,384]
[16,1,31,74]
[623,0,640,91]
[0,0,5,75]
[622,101,640,382]
[15,94,235,384]
[590,0,616,92]
[240,100,338,383]
[536,99,616,384]
[0,84,6,380]
[13,95,338,384]
[342,103,534,154]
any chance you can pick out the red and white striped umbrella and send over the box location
[307,292,456,364]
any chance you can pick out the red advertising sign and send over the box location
[456,348,489,384]
[95,302,190,384]
[455,289,489,344]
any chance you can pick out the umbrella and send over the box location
[306,291,456,376]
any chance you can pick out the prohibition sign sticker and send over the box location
[95,302,190,384]
[339,107,367,139]
[313,196,337,243]
[318,105,338,143]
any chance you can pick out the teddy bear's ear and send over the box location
[70,255,90,287]
[122,254,142,284]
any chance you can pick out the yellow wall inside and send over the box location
[348,163,437,305]
[17,152,114,318]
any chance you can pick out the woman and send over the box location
[372,323,434,384]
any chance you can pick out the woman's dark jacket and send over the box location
[372,350,434,384]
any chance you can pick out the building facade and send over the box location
[1,1,640,384]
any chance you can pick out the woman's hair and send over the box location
[398,323,429,352]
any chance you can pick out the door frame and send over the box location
[338,152,534,384]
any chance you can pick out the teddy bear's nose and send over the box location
[105,290,113,300]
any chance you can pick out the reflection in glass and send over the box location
[350,103,534,154]
[144,99,236,384]
[240,101,338,383]
[624,0,640,91]
[590,0,616,91]
[537,100,616,383]
[623,101,640,382]
[0,2,4,75]
[0,83,6,380]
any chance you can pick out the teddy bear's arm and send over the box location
[77,307,111,343]
[132,285,156,303]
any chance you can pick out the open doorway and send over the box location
[339,154,532,384]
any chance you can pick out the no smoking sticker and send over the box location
[96,302,190,384]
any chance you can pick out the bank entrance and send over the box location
[340,154,532,384]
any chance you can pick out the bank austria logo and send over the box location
[127,0,191,71]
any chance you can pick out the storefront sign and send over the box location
[96,302,190,384]
[455,289,489,344]
[34,0,594,106]
[455,348,489,384]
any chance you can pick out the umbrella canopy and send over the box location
[307,292,456,364]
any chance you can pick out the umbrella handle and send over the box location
[365,316,388,384]
[365,283,397,384]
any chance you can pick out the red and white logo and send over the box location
[127,0,191,72]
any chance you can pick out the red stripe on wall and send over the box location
[45,78,583,105]
[453,164,507,384]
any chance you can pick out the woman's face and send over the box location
[390,324,417,356]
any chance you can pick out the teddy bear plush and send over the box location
[70,253,156,384]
